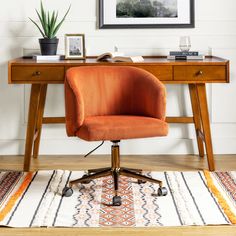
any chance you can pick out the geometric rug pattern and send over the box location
[0,170,236,227]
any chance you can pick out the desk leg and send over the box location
[196,84,215,171]
[189,84,205,157]
[24,84,41,171]
[33,84,47,159]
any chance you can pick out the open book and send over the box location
[96,52,144,63]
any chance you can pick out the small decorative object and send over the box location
[29,0,71,55]
[99,0,194,29]
[179,36,191,52]
[65,34,86,59]
[168,44,205,60]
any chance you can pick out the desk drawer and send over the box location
[134,65,173,81]
[174,66,226,82]
[11,66,65,83]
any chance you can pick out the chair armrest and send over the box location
[133,72,167,121]
[64,79,84,136]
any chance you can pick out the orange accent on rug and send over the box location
[204,170,236,224]
[0,172,33,221]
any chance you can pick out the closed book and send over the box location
[169,51,199,56]
[33,55,64,61]
[167,55,205,60]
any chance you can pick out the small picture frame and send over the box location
[65,34,85,59]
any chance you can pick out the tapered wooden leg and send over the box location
[24,84,41,171]
[196,84,215,171]
[33,84,47,159]
[189,84,205,157]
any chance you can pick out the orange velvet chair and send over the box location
[62,66,169,206]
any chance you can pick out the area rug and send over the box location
[0,170,236,227]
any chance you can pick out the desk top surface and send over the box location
[9,56,229,66]
[8,56,230,84]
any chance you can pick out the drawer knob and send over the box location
[196,70,203,76]
[32,71,41,76]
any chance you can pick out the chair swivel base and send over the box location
[62,167,168,206]
[62,142,168,206]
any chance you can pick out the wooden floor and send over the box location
[0,154,236,236]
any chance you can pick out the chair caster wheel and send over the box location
[81,174,91,184]
[157,187,168,196]
[112,196,122,206]
[62,187,73,197]
[138,179,147,184]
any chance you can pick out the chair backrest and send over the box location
[65,66,166,136]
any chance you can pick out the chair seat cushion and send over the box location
[76,115,168,141]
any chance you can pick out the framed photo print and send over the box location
[99,0,194,29]
[65,34,85,59]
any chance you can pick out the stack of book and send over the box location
[33,55,65,61]
[167,51,204,60]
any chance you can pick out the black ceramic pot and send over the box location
[39,38,59,55]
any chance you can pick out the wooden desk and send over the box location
[8,56,230,172]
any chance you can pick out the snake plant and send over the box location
[29,1,71,39]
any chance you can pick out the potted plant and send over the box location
[29,1,71,55]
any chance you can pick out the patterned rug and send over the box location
[0,170,236,227]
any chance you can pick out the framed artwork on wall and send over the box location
[65,34,86,59]
[99,0,194,29]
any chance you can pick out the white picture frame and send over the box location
[65,34,85,59]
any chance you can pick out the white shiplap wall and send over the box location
[0,0,236,155]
